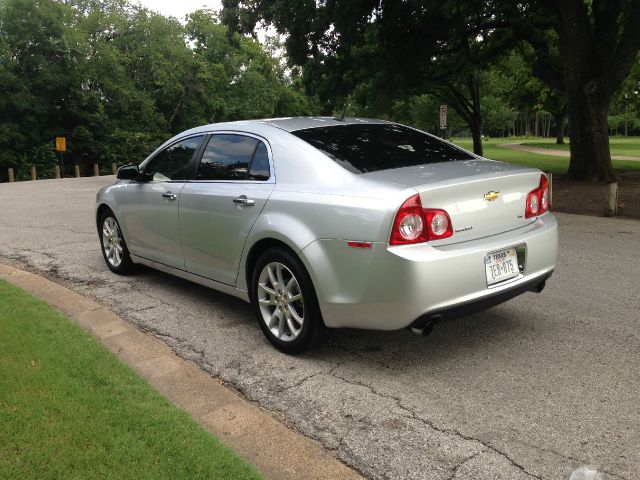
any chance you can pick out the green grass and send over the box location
[520,136,640,158]
[450,137,640,175]
[0,279,262,480]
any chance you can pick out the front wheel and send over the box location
[251,247,329,354]
[99,210,134,274]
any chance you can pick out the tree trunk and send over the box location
[556,122,565,144]
[565,86,615,181]
[554,108,566,144]
[546,114,552,138]
[468,75,483,157]
[439,75,483,156]
[550,0,640,182]
[471,122,483,157]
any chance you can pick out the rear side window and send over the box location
[292,124,474,174]
[248,142,270,181]
[196,134,270,181]
[144,135,204,181]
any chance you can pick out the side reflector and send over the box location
[347,241,373,249]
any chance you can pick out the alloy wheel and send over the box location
[257,262,305,341]
[102,216,124,268]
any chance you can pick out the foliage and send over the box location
[0,0,315,180]
[223,0,640,181]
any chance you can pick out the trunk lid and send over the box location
[362,159,544,244]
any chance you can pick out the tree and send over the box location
[222,0,519,157]
[0,0,316,179]
[536,1,640,180]
[224,0,640,181]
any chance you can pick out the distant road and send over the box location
[499,142,640,161]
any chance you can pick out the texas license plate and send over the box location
[485,247,519,285]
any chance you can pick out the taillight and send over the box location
[390,194,453,245]
[390,195,428,245]
[424,209,453,239]
[525,174,550,219]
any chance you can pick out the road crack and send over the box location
[447,450,485,480]
[327,370,543,479]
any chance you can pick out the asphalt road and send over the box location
[1,176,638,480]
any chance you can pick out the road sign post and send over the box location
[439,105,447,138]
[55,137,66,178]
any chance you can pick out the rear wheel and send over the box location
[251,247,329,354]
[99,210,134,274]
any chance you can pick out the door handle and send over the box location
[233,195,255,206]
[162,192,177,200]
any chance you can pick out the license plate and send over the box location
[485,247,519,285]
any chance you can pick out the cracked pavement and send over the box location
[1,176,639,480]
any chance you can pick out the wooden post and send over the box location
[8,168,14,182]
[606,182,618,217]
[111,162,117,175]
[74,165,80,178]
[93,163,100,176]
[54,165,61,179]
[30,166,37,181]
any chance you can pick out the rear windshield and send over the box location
[292,123,474,174]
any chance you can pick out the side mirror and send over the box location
[116,165,140,180]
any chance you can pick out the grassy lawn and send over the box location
[0,279,261,480]
[451,137,640,175]
[519,136,640,158]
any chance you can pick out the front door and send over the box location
[119,135,204,269]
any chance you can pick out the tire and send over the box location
[99,210,135,275]
[250,247,329,354]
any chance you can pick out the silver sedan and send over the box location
[96,117,558,353]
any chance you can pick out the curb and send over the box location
[0,262,363,480]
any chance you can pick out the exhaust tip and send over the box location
[410,325,434,337]
[410,314,441,337]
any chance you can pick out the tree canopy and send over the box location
[1,0,639,182]
[0,0,315,180]
[223,0,640,181]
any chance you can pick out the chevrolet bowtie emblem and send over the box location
[483,191,500,202]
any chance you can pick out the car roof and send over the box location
[170,117,391,141]
[258,116,390,132]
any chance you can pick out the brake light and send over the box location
[390,195,428,245]
[390,194,453,245]
[525,174,550,218]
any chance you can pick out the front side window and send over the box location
[196,134,270,181]
[144,135,204,181]
[292,124,474,174]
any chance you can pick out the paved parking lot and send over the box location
[1,176,638,480]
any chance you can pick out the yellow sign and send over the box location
[483,191,500,202]
[55,137,66,152]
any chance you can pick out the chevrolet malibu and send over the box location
[96,117,558,353]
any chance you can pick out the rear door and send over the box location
[118,135,204,268]
[179,133,275,286]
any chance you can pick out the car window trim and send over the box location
[139,133,207,183]
[189,130,275,184]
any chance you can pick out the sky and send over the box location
[135,0,223,21]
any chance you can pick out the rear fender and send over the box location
[236,213,318,291]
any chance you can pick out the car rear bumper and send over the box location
[300,212,558,330]
[408,269,553,330]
